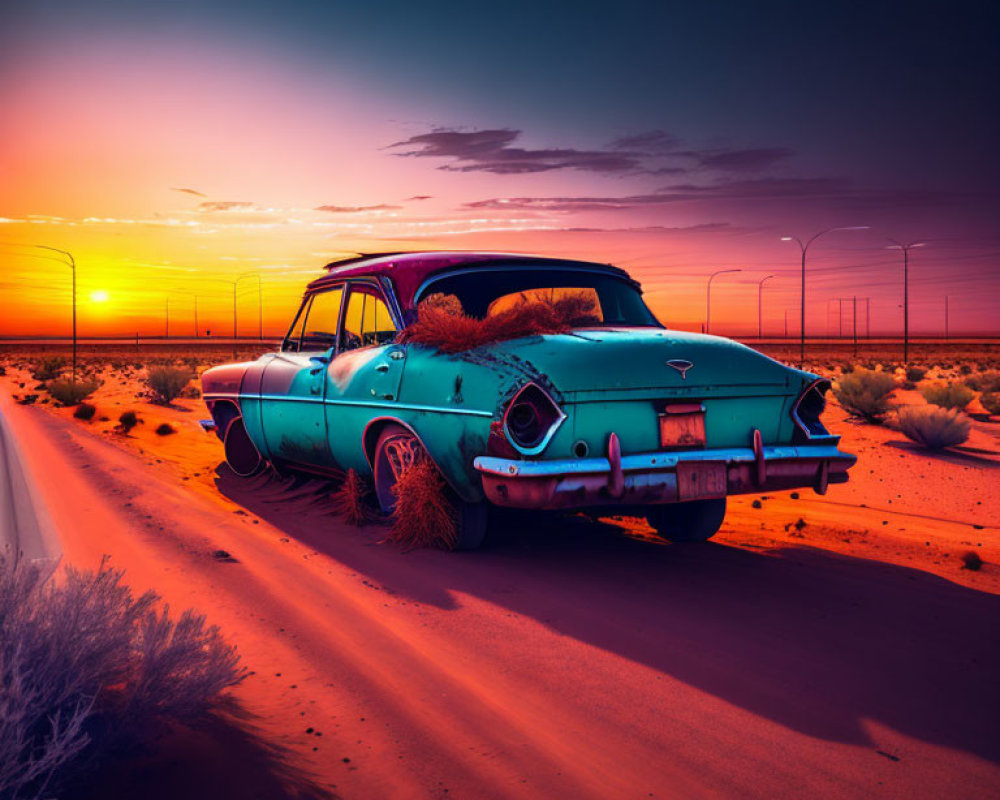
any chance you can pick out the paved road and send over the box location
[0,395,58,560]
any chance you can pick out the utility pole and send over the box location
[784,309,788,339]
[865,298,870,338]
[852,296,858,357]
[887,240,926,364]
[945,295,950,340]
[706,268,741,335]
[781,226,869,365]
[165,297,170,338]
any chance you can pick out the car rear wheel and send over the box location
[646,498,726,542]
[223,417,264,477]
[373,424,487,550]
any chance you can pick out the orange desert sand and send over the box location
[1,351,998,799]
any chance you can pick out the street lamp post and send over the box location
[757,275,774,339]
[35,246,76,384]
[887,240,926,364]
[706,268,741,335]
[230,272,261,340]
[781,226,869,365]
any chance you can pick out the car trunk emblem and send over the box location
[666,359,694,379]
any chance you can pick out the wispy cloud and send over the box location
[198,200,254,212]
[387,128,644,174]
[608,130,679,153]
[170,187,207,198]
[314,203,402,213]
[687,147,794,172]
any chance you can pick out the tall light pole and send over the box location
[887,240,925,364]
[230,272,261,339]
[781,226,869,365]
[706,268,741,335]
[757,275,774,339]
[35,245,76,385]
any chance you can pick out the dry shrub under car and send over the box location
[397,292,601,354]
[0,553,243,800]
[331,468,371,526]
[386,460,457,550]
[832,368,897,423]
[896,405,971,449]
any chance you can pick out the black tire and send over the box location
[373,424,488,550]
[646,498,726,542]
[223,417,264,477]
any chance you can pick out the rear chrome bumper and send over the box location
[473,441,856,510]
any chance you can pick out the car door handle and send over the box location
[375,363,390,373]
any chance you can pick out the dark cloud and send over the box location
[464,177,847,211]
[314,203,402,213]
[404,195,433,201]
[608,130,679,153]
[197,200,253,212]
[387,128,644,174]
[691,147,794,172]
[171,187,207,198]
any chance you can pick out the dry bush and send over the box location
[30,356,67,381]
[0,553,243,800]
[73,403,96,421]
[832,368,896,423]
[398,292,600,354]
[145,366,193,404]
[154,423,176,436]
[117,410,139,433]
[905,365,926,383]
[47,378,100,407]
[980,392,1000,416]
[964,370,1000,393]
[330,468,371,526]
[385,460,457,550]
[920,382,974,410]
[896,405,971,449]
[961,551,983,571]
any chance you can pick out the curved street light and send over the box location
[887,239,926,364]
[757,274,775,339]
[781,226,869,364]
[706,268,741,335]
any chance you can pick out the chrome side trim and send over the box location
[474,443,855,478]
[206,392,492,417]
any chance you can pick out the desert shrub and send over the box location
[961,551,983,571]
[964,370,1000,393]
[980,392,1000,416]
[154,423,176,436]
[832,368,896,422]
[840,361,854,374]
[118,410,139,433]
[920,382,974,410]
[959,363,972,375]
[145,366,193,404]
[73,402,97,421]
[386,460,457,550]
[0,553,243,800]
[905,366,926,383]
[896,405,971,449]
[47,378,100,407]
[30,356,67,381]
[398,292,601,354]
[331,468,371,526]
[17,394,38,405]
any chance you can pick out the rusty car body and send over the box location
[202,251,856,548]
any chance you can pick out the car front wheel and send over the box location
[646,498,726,542]
[372,424,487,550]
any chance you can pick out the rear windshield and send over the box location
[416,267,661,327]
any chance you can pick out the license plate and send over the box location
[676,461,727,501]
[659,409,707,448]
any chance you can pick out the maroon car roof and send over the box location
[305,251,631,310]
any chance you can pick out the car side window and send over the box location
[298,286,344,352]
[281,296,312,352]
[341,285,397,351]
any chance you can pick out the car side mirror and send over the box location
[309,347,334,374]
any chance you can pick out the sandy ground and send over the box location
[1,361,998,799]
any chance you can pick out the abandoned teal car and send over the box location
[202,251,855,548]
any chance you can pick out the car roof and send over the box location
[305,251,633,311]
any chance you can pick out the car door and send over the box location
[259,285,345,469]
[324,280,404,470]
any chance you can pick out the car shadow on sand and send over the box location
[216,465,1000,768]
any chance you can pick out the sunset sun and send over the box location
[89,290,109,303]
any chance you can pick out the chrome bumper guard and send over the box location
[473,441,856,510]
